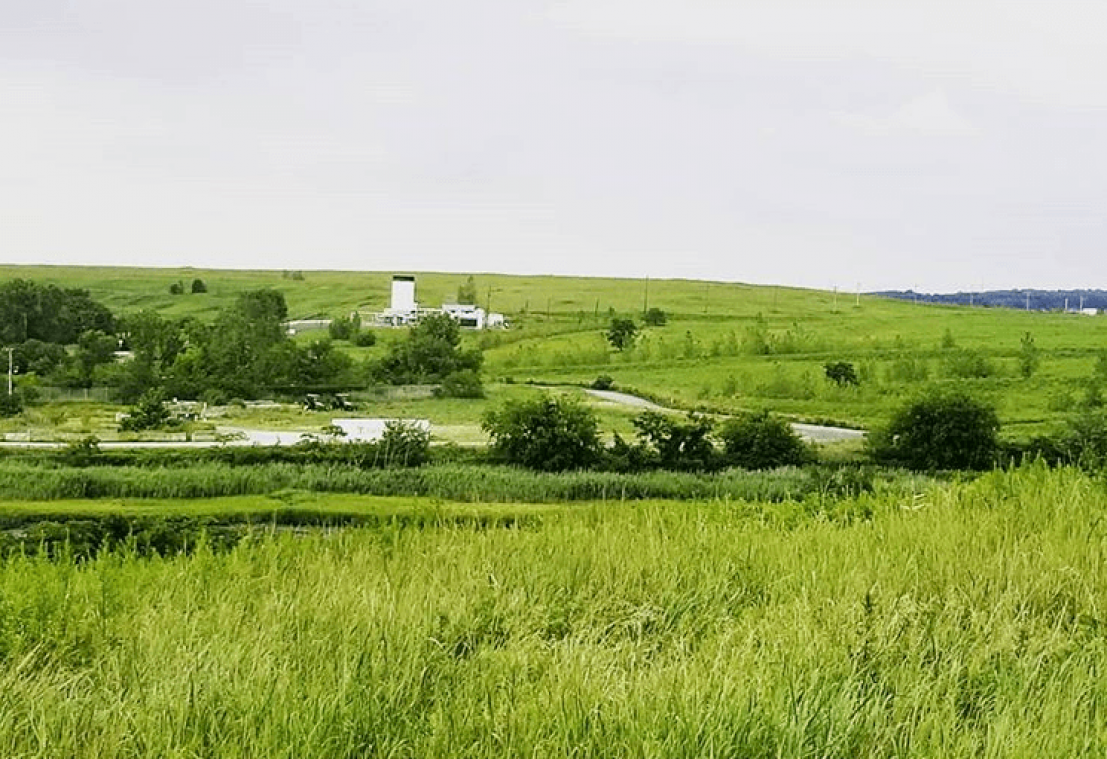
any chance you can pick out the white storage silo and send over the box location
[390,275,417,312]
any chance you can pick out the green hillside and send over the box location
[2,264,1106,433]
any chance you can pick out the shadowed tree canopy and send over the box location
[0,279,114,345]
[373,313,482,384]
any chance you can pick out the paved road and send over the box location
[583,388,866,443]
[0,427,316,449]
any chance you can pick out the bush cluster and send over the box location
[483,394,809,473]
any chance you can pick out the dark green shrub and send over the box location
[718,410,809,470]
[483,395,601,471]
[190,278,207,294]
[372,312,481,384]
[119,389,170,432]
[632,411,719,472]
[1058,410,1107,470]
[353,330,377,347]
[941,349,994,379]
[591,375,614,390]
[824,361,859,386]
[378,421,431,467]
[328,313,361,341]
[606,318,638,351]
[436,369,484,398]
[869,388,999,470]
[643,308,667,326]
[61,436,101,467]
[0,392,22,417]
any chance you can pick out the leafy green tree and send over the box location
[483,395,601,471]
[436,369,484,398]
[328,313,361,341]
[643,307,667,326]
[190,278,207,294]
[204,289,292,397]
[373,313,482,384]
[119,389,170,432]
[632,411,719,472]
[718,410,809,470]
[0,279,114,344]
[457,276,478,305]
[169,281,184,295]
[1018,332,1040,379]
[869,388,999,470]
[71,330,118,388]
[377,421,431,467]
[824,361,859,387]
[606,317,638,351]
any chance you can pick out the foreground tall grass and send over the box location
[3,463,1107,756]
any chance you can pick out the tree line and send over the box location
[1,280,482,411]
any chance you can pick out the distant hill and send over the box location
[871,289,1107,311]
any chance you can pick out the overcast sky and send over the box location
[3,1,1106,291]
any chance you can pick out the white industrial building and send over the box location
[371,275,506,329]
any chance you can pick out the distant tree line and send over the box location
[874,289,1107,311]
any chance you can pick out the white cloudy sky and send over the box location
[3,1,1107,291]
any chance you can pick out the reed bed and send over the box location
[2,463,1107,756]
[0,462,894,503]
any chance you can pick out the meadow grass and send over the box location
[2,464,1107,756]
[0,461,874,504]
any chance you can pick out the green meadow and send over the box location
[5,266,1107,756]
[3,465,1107,756]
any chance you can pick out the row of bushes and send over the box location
[483,396,810,473]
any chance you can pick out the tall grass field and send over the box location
[3,464,1107,756]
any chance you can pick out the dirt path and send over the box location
[582,388,865,443]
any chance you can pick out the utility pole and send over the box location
[1025,292,1030,312]
[6,347,13,397]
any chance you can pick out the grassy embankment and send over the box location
[2,464,1107,756]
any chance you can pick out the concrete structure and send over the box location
[330,418,430,442]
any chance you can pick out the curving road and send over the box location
[582,388,865,443]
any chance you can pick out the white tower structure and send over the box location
[390,275,416,312]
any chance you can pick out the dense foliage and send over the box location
[483,394,601,471]
[718,410,811,470]
[869,387,1000,470]
[0,279,114,345]
[606,317,638,351]
[372,313,482,385]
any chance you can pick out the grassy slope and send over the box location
[3,465,1107,756]
[4,264,1107,432]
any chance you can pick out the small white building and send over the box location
[1081,307,1100,316]
[442,303,486,329]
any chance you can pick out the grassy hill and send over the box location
[3,264,1106,433]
